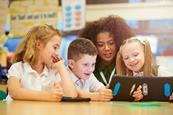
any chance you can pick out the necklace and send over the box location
[99,68,115,85]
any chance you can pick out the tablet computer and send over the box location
[109,76,173,101]
[61,97,91,102]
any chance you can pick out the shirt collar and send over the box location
[67,67,79,82]
[133,71,144,76]
[96,59,115,71]
[67,67,85,85]
[23,62,49,76]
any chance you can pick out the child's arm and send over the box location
[77,73,112,101]
[77,88,113,101]
[7,76,63,101]
[132,85,143,101]
[53,59,77,98]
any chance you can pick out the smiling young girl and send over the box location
[6,25,77,101]
[116,36,173,101]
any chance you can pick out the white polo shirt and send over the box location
[6,61,61,100]
[67,68,104,92]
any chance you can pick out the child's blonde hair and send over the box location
[116,37,158,76]
[12,24,61,65]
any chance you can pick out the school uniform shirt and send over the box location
[94,59,115,86]
[6,61,61,101]
[67,68,104,92]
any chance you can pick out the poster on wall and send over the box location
[10,0,59,37]
[62,0,86,31]
[0,0,8,36]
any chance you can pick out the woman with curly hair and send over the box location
[79,15,135,86]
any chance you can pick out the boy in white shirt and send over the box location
[67,38,112,101]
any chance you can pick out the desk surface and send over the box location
[0,101,173,115]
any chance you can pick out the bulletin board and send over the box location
[62,0,86,31]
[0,0,8,36]
[10,0,59,37]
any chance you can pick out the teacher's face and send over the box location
[96,32,116,64]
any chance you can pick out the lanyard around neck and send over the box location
[99,68,115,85]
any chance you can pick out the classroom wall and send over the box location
[2,1,173,68]
[58,2,173,21]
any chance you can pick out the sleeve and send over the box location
[89,74,105,92]
[158,66,173,77]
[7,62,23,79]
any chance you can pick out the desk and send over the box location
[0,101,173,115]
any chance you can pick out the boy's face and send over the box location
[121,42,144,72]
[69,54,97,80]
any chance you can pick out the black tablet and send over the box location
[109,76,173,101]
[61,97,91,102]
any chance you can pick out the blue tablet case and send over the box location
[109,76,173,101]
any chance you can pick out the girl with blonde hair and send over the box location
[116,37,157,76]
[116,36,173,101]
[7,24,77,101]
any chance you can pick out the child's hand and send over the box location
[52,54,63,63]
[92,89,113,101]
[47,82,64,101]
[132,85,143,101]
[51,54,64,70]
[169,92,173,100]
